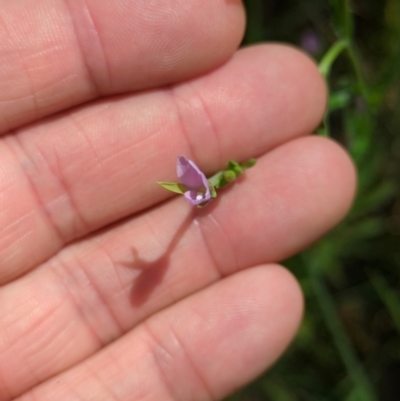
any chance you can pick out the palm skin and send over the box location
[0,0,355,400]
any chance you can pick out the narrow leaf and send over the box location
[157,182,187,194]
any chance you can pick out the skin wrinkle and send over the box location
[0,230,33,270]
[0,37,38,133]
[0,378,12,401]
[55,112,123,235]
[63,0,110,95]
[143,321,205,401]
[82,363,120,401]
[192,215,225,282]
[28,318,75,378]
[199,212,238,275]
[65,99,163,190]
[0,294,66,398]
[50,258,104,349]
[14,318,60,391]
[21,54,40,121]
[0,327,15,400]
[140,322,178,401]
[2,134,65,243]
[167,222,216,303]
[37,137,89,240]
[9,299,63,354]
[143,213,173,259]
[89,346,154,401]
[190,85,223,167]
[25,373,86,401]
[26,74,80,111]
[20,389,44,401]
[55,253,124,346]
[166,87,200,165]
[0,94,32,104]
[73,254,125,343]
[169,323,216,401]
[12,129,88,243]
[96,244,130,315]
[0,206,32,241]
[67,112,108,178]
[2,3,72,126]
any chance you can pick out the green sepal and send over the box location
[240,158,257,169]
[157,182,187,194]
[210,172,229,189]
[210,183,217,198]
[227,160,243,176]
[223,170,236,182]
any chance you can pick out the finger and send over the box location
[0,136,355,398]
[14,265,303,401]
[0,45,327,282]
[0,0,244,133]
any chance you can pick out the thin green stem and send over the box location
[306,259,378,401]
[208,159,256,189]
[345,44,370,103]
[317,39,348,137]
[368,271,400,336]
[319,40,348,79]
[317,0,371,137]
[340,0,354,38]
[325,0,369,101]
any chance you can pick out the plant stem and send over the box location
[340,0,354,38]
[319,39,348,78]
[345,44,370,103]
[306,257,378,401]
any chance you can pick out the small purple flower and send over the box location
[301,29,322,55]
[177,155,211,205]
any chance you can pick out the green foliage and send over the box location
[226,0,400,400]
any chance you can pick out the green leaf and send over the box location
[157,182,187,194]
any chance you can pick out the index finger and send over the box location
[0,45,327,283]
[0,0,244,133]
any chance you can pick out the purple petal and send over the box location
[177,156,208,190]
[184,189,212,205]
[177,156,211,205]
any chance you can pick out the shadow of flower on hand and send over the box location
[119,208,198,307]
[119,172,242,307]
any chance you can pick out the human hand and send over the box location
[0,0,356,400]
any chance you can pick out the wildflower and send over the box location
[158,155,256,207]
[177,155,211,205]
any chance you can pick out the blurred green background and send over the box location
[226,1,400,400]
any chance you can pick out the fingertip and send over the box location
[241,264,304,359]
[298,135,357,222]
[196,264,304,398]
[236,44,328,136]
